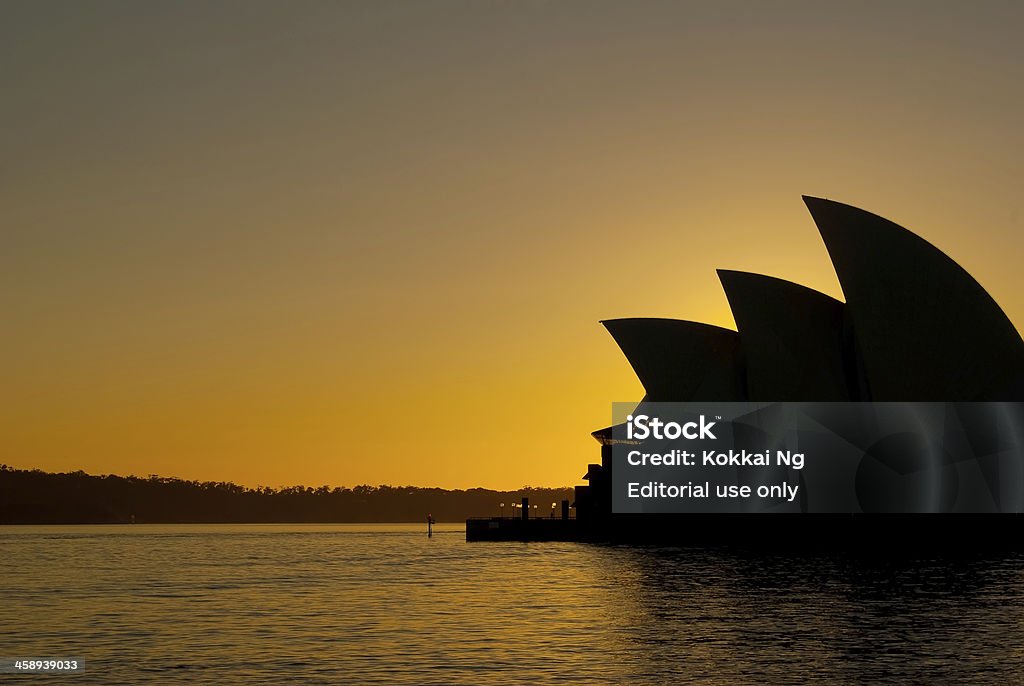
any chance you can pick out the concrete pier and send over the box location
[465,517,578,542]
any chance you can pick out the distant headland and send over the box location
[0,465,571,524]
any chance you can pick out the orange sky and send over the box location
[3,2,1023,489]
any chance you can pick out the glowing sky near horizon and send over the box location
[3,1,1024,489]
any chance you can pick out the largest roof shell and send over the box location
[804,196,1024,400]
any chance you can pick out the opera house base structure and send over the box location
[468,197,1024,546]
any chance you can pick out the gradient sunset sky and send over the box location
[4,1,1023,489]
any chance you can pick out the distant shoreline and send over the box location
[0,466,571,525]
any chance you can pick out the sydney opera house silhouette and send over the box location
[469,196,1024,544]
[571,196,1024,545]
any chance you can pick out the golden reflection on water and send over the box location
[3,524,1024,684]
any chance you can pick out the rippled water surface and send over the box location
[3,524,1024,684]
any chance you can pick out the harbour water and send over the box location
[3,524,1024,684]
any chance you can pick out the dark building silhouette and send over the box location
[573,197,1024,540]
